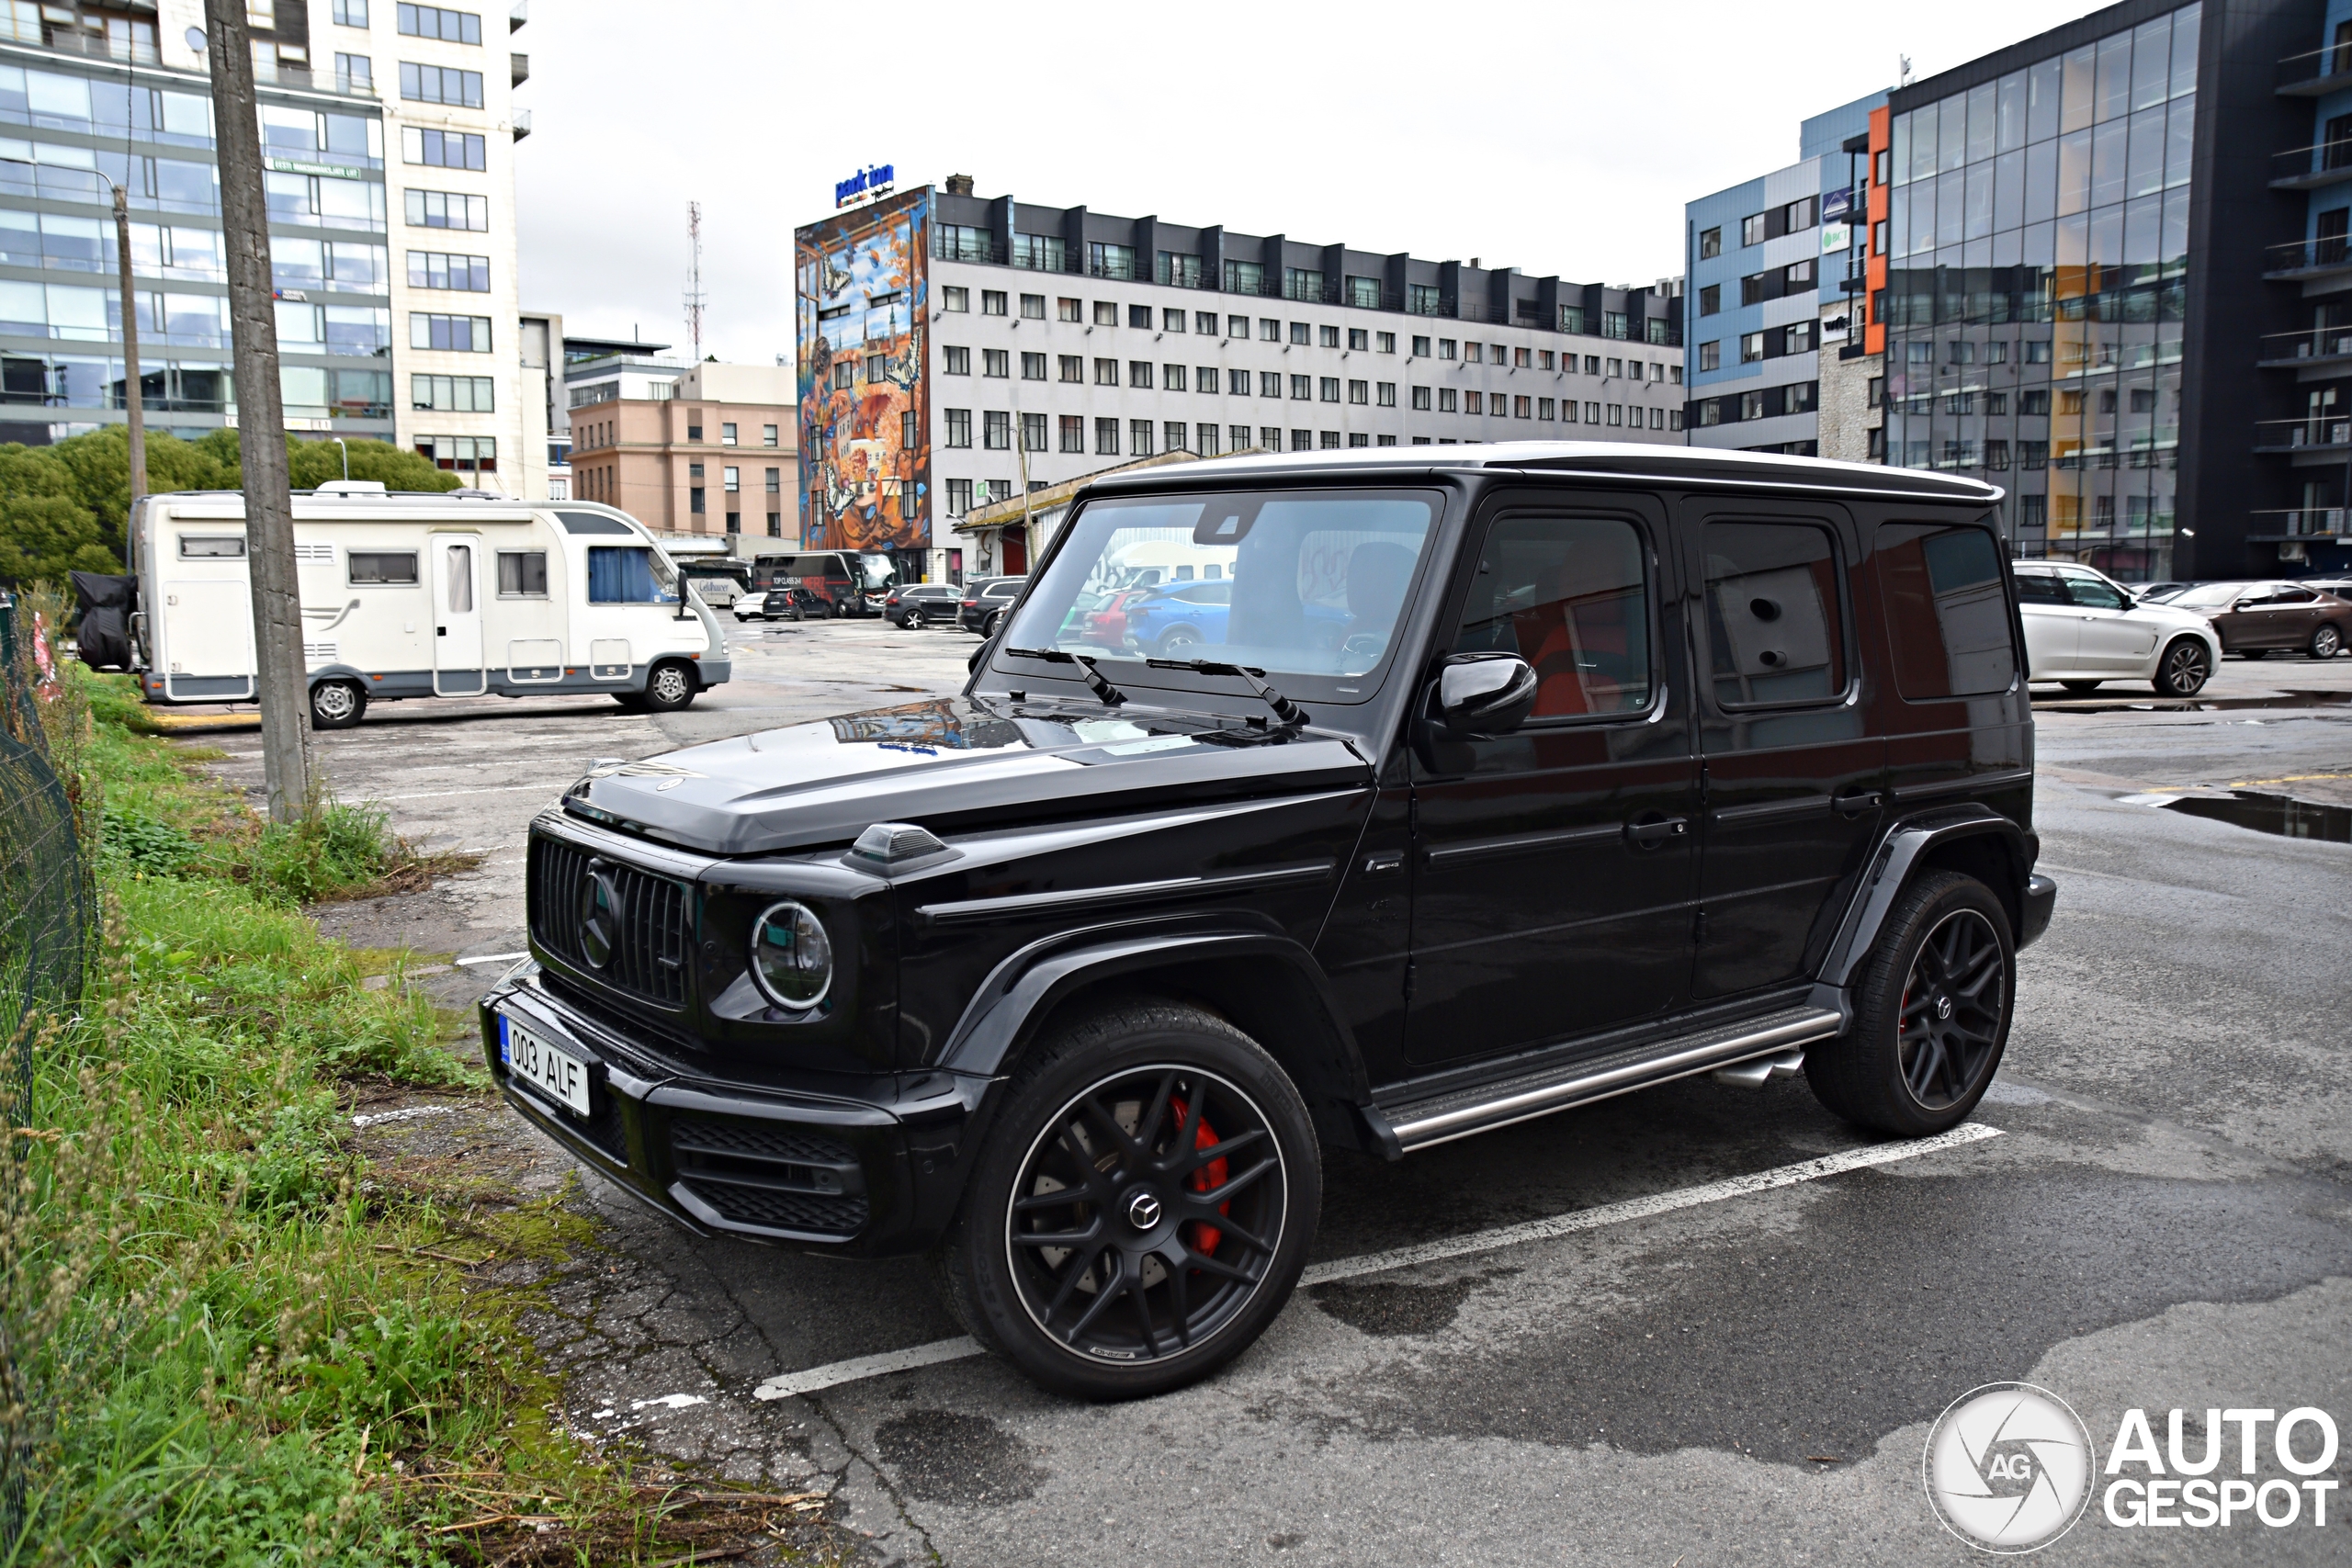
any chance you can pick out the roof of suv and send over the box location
[1081,441,2003,506]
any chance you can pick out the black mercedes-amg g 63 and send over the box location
[481,444,2056,1399]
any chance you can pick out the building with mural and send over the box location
[796,176,1685,583]
[796,188,931,581]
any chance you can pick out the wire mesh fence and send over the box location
[0,587,94,1542]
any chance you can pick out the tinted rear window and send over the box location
[1875,524,2017,699]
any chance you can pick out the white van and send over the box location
[125,483,730,728]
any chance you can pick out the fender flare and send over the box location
[1818,806,2042,988]
[933,917,1373,1131]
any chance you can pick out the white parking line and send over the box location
[752,1337,983,1401]
[747,1122,2004,1402]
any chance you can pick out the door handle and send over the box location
[1834,790,1883,818]
[436,626,447,636]
[1624,815,1689,848]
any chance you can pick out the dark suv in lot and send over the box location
[483,446,2057,1399]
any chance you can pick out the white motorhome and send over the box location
[125,483,730,728]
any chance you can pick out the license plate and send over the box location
[502,1013,591,1117]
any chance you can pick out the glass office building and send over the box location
[1875,0,2348,582]
[1880,3,2202,580]
[0,17,394,449]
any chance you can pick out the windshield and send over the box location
[998,488,1438,699]
[2170,582,2250,607]
[855,553,899,590]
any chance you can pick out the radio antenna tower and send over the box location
[684,200,707,358]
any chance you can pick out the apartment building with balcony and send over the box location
[1682,93,1887,458]
[567,355,796,541]
[797,175,1686,584]
[316,0,535,493]
[0,1,533,494]
[0,2,396,447]
[1873,0,2347,581]
[2255,0,2352,570]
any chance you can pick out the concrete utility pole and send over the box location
[112,185,147,503]
[203,0,311,820]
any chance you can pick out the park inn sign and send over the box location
[834,164,894,209]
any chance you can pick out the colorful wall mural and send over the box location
[796,188,930,556]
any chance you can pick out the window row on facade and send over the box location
[933,270,1671,344]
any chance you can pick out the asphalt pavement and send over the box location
[197,627,2352,1565]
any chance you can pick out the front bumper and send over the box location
[480,969,984,1256]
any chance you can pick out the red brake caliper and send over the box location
[1168,1094,1230,1258]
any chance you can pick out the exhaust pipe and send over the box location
[1713,1049,1806,1089]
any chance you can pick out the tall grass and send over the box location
[0,663,510,1565]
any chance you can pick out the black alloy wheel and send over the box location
[1010,1066,1283,1360]
[2153,637,2212,697]
[1894,908,2008,1111]
[940,1000,1318,1399]
[1805,870,2014,1136]
[2312,623,2345,660]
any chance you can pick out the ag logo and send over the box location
[577,859,623,969]
[1924,1382,2096,1552]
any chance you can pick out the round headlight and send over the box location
[749,901,832,1010]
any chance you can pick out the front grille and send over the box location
[529,832,692,1007]
[671,1115,867,1238]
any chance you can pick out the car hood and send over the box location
[561,696,1374,856]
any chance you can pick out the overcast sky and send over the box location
[514,0,2100,365]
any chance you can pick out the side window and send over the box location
[1875,523,2018,700]
[347,549,419,585]
[444,543,474,613]
[2013,574,2070,605]
[497,549,548,595]
[1451,515,1653,719]
[177,535,246,558]
[2061,576,2127,611]
[1701,522,1846,706]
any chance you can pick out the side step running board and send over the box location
[1370,1006,1844,1155]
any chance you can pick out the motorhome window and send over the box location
[587,547,678,604]
[178,535,245,558]
[348,550,420,585]
[444,544,474,613]
[497,550,548,596]
[557,511,633,536]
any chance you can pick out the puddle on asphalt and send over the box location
[2160,790,2352,843]
[2038,689,2352,715]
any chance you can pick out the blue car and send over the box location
[1121,579,1233,657]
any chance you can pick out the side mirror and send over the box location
[1433,652,1538,738]
[967,636,994,675]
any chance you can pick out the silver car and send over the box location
[2013,561,2222,697]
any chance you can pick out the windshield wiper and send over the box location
[1145,659,1309,728]
[1003,647,1128,706]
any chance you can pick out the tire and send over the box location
[938,999,1320,1401]
[641,660,696,712]
[1154,626,1204,660]
[984,609,1004,639]
[2152,637,2212,697]
[2311,623,2345,660]
[833,598,853,619]
[2059,679,2101,694]
[1805,871,2015,1137]
[309,678,366,729]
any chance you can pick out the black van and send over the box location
[483,445,2055,1399]
[748,550,899,617]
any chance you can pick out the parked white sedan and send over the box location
[2014,562,2222,697]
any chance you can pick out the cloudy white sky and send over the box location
[514,0,2102,364]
